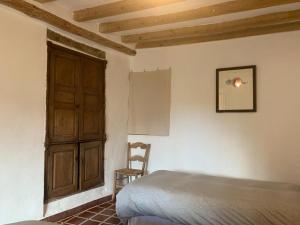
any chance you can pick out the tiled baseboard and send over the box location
[43,195,112,222]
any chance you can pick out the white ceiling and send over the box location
[33,0,300,46]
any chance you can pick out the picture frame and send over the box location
[216,65,257,113]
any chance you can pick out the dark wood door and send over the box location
[79,141,104,191]
[47,48,80,144]
[79,57,106,141]
[45,43,106,201]
[46,144,78,199]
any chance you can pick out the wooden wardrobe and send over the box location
[45,43,106,201]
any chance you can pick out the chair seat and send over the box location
[115,168,143,176]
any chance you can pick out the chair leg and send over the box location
[112,171,117,201]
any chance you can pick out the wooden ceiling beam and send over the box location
[47,30,106,59]
[123,9,300,43]
[34,0,56,3]
[136,21,300,48]
[0,0,136,55]
[100,0,300,33]
[74,0,183,22]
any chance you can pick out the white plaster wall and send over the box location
[129,31,300,185]
[0,7,47,224]
[0,6,129,224]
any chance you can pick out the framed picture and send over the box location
[216,65,256,113]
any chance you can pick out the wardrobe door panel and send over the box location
[46,144,78,199]
[47,49,80,143]
[45,43,106,201]
[79,58,106,141]
[79,141,104,191]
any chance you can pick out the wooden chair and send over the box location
[112,142,151,201]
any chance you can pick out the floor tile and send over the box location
[91,214,110,222]
[77,211,96,219]
[81,220,100,225]
[46,199,123,225]
[105,217,121,224]
[101,209,115,216]
[99,202,112,208]
[58,217,73,223]
[87,206,104,213]
[65,217,85,225]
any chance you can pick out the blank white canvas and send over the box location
[128,69,171,136]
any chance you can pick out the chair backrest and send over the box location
[127,142,151,175]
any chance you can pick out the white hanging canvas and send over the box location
[128,69,171,136]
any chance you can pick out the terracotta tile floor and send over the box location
[55,200,124,225]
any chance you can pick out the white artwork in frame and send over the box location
[216,65,257,112]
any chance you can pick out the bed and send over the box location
[116,170,300,225]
